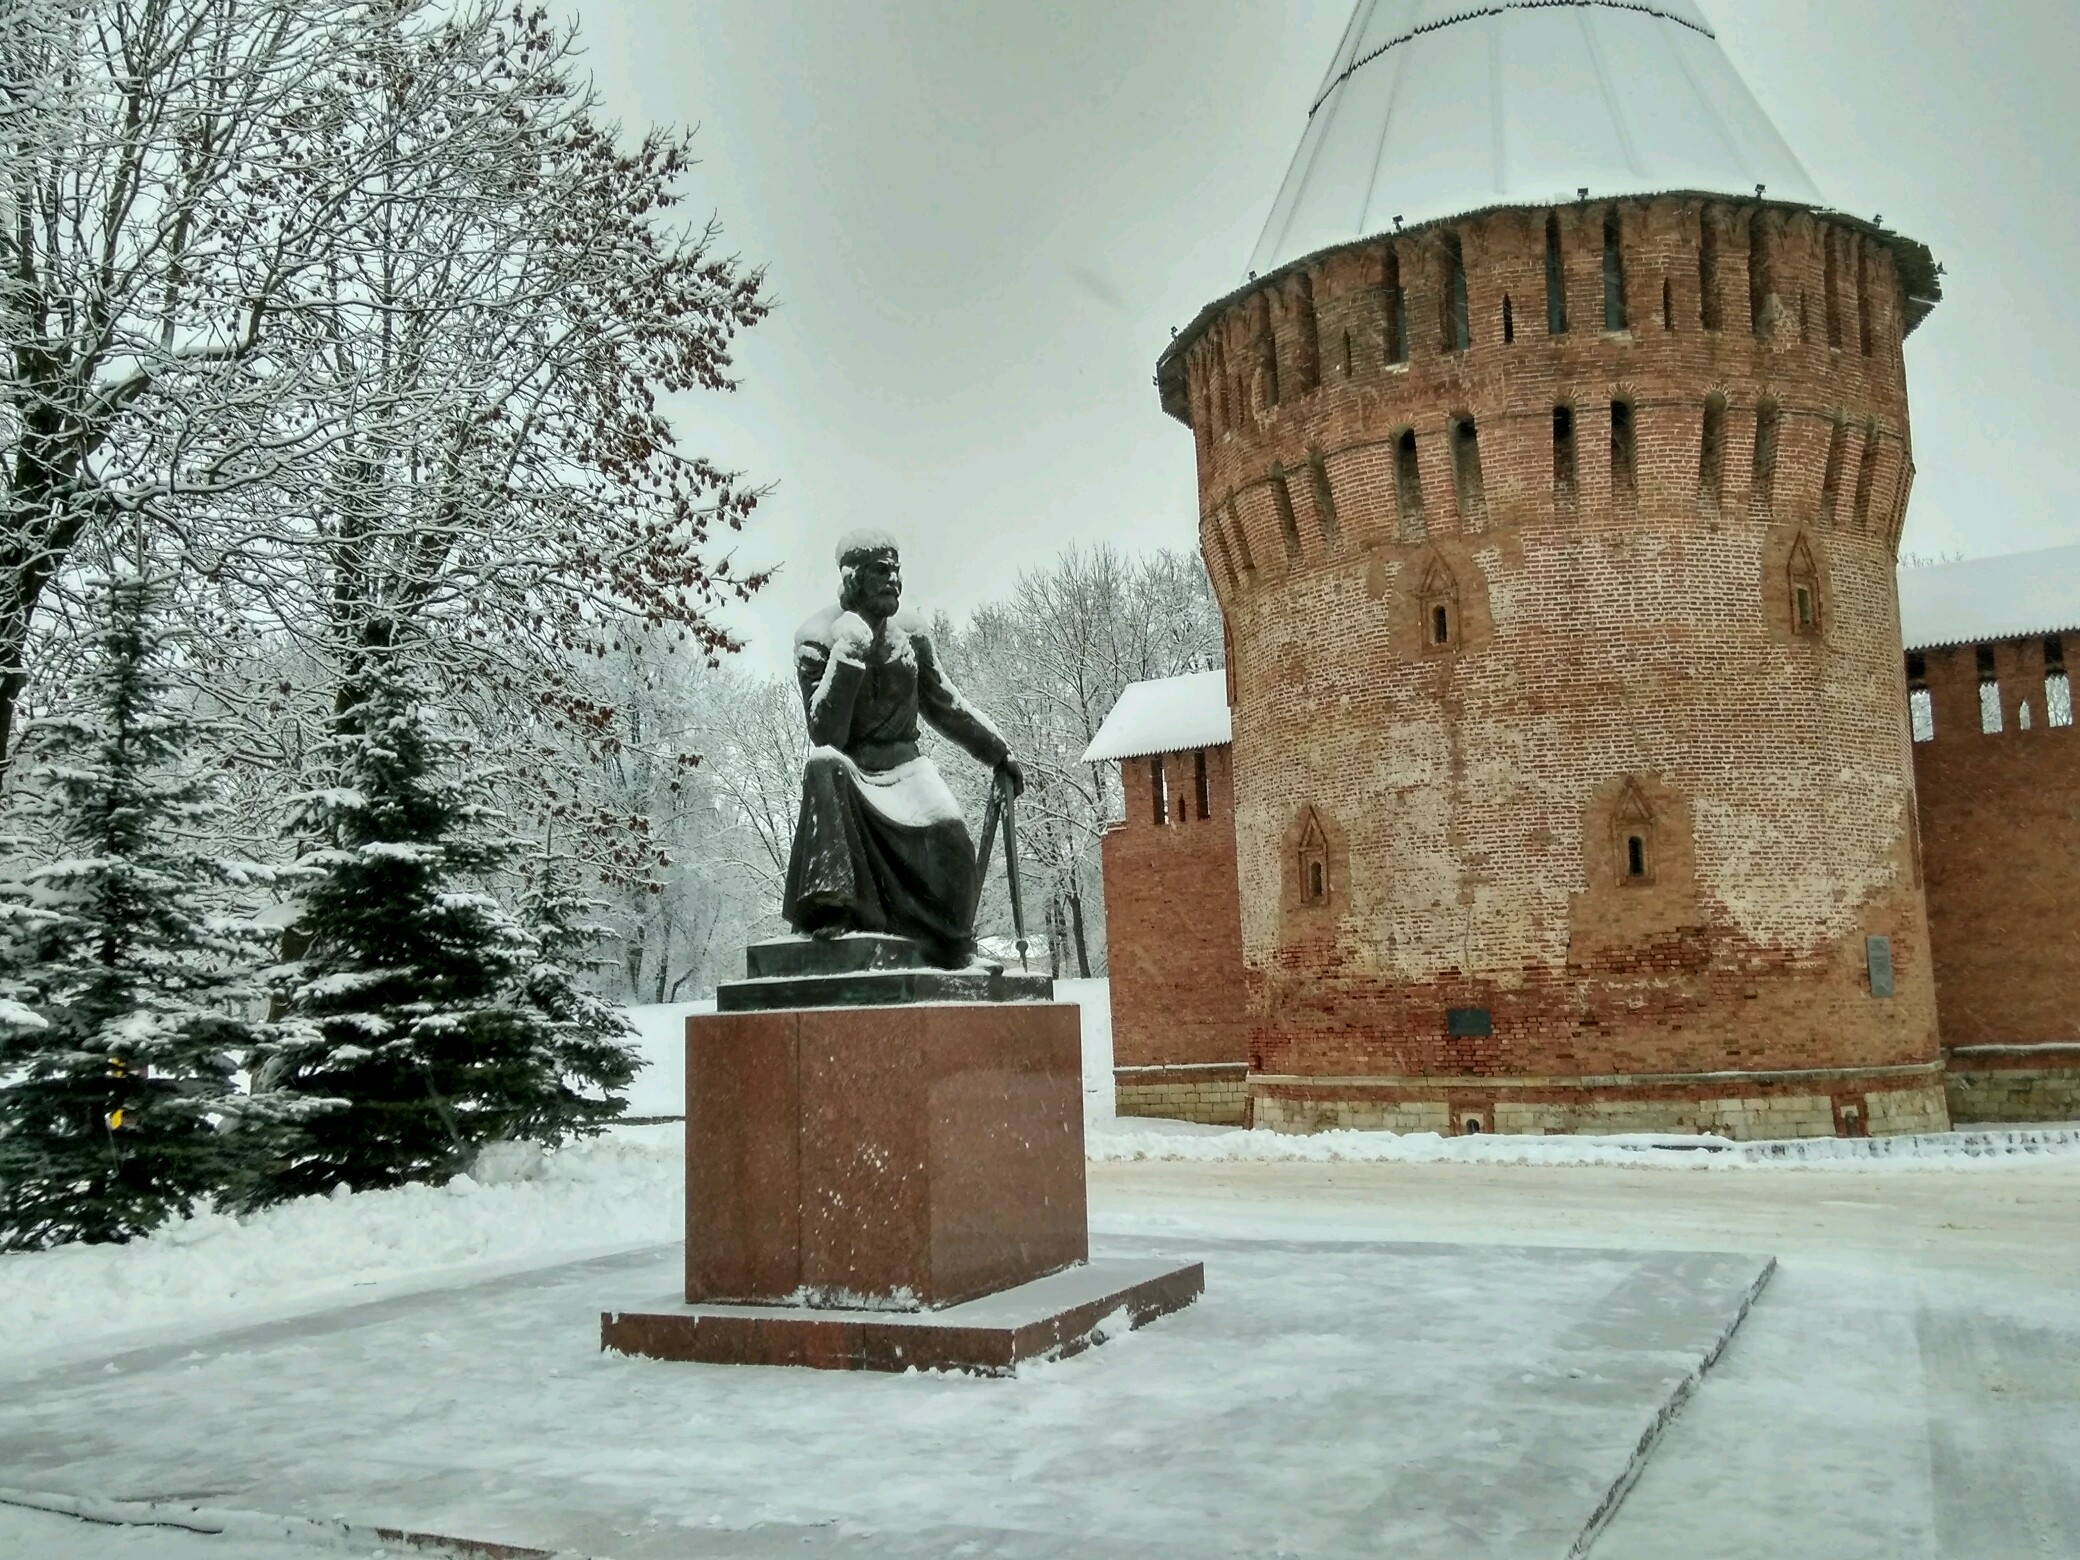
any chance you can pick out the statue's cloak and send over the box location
[782,607,1008,961]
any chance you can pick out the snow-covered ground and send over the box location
[6,985,2080,1374]
[0,1125,683,1370]
[5,986,2080,1557]
[7,1156,2079,1559]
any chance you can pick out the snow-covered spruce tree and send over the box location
[261,649,575,1199]
[0,571,292,1251]
[508,847,643,1142]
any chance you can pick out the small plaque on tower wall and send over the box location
[1447,1007,1493,1038]
[1866,936,1895,999]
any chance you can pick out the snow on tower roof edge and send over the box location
[1082,550,2080,754]
[1898,544,2080,652]
[1157,0,1941,420]
[1081,669,1231,764]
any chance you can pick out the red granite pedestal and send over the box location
[600,1000,1203,1373]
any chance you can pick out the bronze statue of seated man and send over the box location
[781,530,1024,969]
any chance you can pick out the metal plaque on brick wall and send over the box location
[1866,936,1894,999]
[1446,1007,1493,1038]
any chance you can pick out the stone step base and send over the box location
[601,1258,1203,1376]
[716,966,1053,1011]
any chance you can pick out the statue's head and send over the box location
[836,529,902,620]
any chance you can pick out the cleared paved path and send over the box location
[1091,1159,2080,1557]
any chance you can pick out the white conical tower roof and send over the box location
[1250,0,1824,277]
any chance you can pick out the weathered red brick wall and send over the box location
[1913,637,2080,1120]
[1152,197,1946,1135]
[1099,748,1249,1121]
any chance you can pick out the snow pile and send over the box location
[1087,1118,2080,1171]
[620,998,710,1117]
[0,1125,680,1366]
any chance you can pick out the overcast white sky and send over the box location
[568,0,2080,675]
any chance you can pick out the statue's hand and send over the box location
[996,755,1027,799]
[829,610,874,663]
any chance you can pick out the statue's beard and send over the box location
[840,573,901,619]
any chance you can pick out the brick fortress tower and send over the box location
[1150,0,1949,1137]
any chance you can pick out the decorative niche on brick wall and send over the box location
[1789,534,1823,637]
[1762,527,1832,644]
[1420,557,1460,653]
[1397,543,1492,661]
[1614,779,1657,885]
[1569,774,1703,959]
[1282,806,1348,936]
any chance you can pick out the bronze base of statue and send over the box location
[715,933,1053,1013]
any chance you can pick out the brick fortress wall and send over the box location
[1098,745,1249,1124]
[1911,637,2080,1122]
[1153,197,1948,1139]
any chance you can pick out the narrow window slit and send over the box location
[1747,210,1770,340]
[1298,811,1330,904]
[1307,450,1341,545]
[1602,208,1627,332]
[1384,248,1409,365]
[1545,213,1569,336]
[1270,464,1302,559]
[1151,759,1168,825]
[1750,399,1781,515]
[1502,294,1515,345]
[1615,781,1655,884]
[1908,653,1935,743]
[1442,233,1470,352]
[1856,239,1876,356]
[1420,558,1459,653]
[1820,417,1849,527]
[1293,273,1320,395]
[1193,750,1211,820]
[1789,536,1821,638]
[1698,214,1722,331]
[1394,429,1426,538]
[1852,423,1880,530]
[1553,404,1578,501]
[1699,395,1726,509]
[2046,637,2072,728]
[1978,645,2003,734]
[1224,495,1256,577]
[1610,399,1636,499]
[1207,515,1241,592]
[1825,232,1844,349]
[1451,415,1486,524]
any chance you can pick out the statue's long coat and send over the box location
[781,606,1008,961]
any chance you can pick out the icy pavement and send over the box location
[0,1235,1768,1560]
[1095,1159,2080,1559]
[5,1158,2078,1557]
